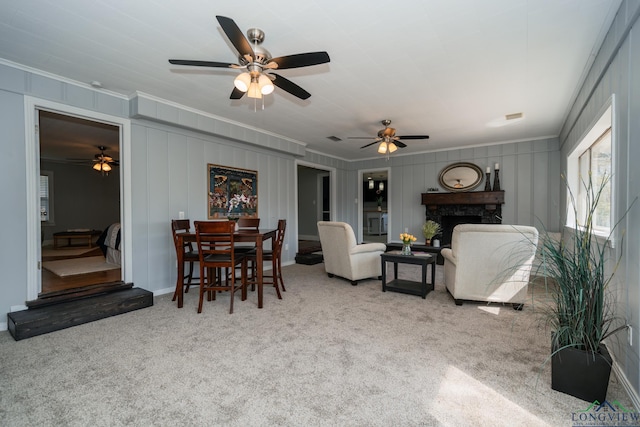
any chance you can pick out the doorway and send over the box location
[38,111,121,295]
[296,162,334,255]
[359,168,390,244]
[24,97,132,302]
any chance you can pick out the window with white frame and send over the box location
[567,103,613,237]
[40,171,54,225]
[578,128,611,233]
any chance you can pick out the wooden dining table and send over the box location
[174,227,277,309]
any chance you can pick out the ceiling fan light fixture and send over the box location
[93,162,112,172]
[234,72,251,92]
[258,74,274,95]
[388,142,398,153]
[378,141,388,154]
[246,75,263,99]
[247,84,262,99]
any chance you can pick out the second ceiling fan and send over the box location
[168,16,330,100]
[349,120,430,154]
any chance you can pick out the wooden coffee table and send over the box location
[53,230,102,249]
[381,251,435,299]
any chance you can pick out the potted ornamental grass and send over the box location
[537,173,633,402]
[422,220,441,246]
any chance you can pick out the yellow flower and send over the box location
[400,233,417,244]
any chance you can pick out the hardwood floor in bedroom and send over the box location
[41,247,121,296]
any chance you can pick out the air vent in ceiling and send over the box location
[327,136,342,142]
[505,112,524,120]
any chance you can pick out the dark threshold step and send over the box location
[7,287,153,341]
[295,252,323,265]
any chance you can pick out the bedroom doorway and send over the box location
[37,110,122,296]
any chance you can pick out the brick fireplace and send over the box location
[421,191,505,245]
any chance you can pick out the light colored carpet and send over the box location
[41,246,96,258]
[0,263,634,426]
[42,256,119,277]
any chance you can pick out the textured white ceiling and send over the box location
[0,0,621,161]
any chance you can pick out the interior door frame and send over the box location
[24,97,132,302]
[294,160,335,254]
[358,167,391,243]
[317,172,330,221]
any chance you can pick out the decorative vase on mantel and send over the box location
[425,239,431,246]
[493,167,501,191]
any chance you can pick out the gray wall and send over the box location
[348,138,562,242]
[0,59,564,321]
[40,161,120,242]
[128,119,298,295]
[0,89,27,312]
[558,0,640,400]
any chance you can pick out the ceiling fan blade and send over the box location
[169,59,235,68]
[216,15,255,60]
[348,137,377,140]
[230,87,245,99]
[396,135,430,140]
[271,73,311,100]
[268,52,330,69]
[394,140,407,148]
[360,141,380,149]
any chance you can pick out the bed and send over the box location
[97,223,121,266]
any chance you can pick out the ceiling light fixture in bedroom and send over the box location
[93,161,112,175]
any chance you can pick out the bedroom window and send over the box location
[40,171,55,225]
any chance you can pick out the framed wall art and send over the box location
[207,164,258,219]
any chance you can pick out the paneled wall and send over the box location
[129,120,299,295]
[350,138,561,243]
[558,0,640,401]
[0,59,568,332]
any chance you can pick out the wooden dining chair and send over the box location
[171,219,199,301]
[235,217,260,282]
[247,219,286,299]
[235,217,260,251]
[194,221,247,314]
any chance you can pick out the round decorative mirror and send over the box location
[438,162,484,192]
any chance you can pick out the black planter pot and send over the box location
[551,343,612,402]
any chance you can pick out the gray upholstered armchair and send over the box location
[317,221,387,286]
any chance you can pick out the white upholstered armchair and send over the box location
[317,221,387,286]
[441,224,539,308]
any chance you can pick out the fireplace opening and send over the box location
[422,190,504,247]
[441,215,482,246]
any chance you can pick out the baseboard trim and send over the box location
[612,355,640,410]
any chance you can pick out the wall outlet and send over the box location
[178,211,185,219]
[285,243,289,251]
